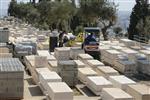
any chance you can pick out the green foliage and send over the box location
[75,25,84,35]
[113,27,122,34]
[136,16,150,39]
[113,26,123,37]
[48,0,77,31]
[8,1,40,24]
[8,0,117,39]
[78,0,116,40]
[38,22,49,30]
[36,0,52,28]
[8,0,17,16]
[128,0,149,40]
[79,0,116,24]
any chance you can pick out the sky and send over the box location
[113,0,136,11]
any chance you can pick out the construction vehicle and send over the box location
[65,27,101,60]
[82,27,101,60]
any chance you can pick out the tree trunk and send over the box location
[102,28,108,41]
[32,0,36,4]
[101,21,113,41]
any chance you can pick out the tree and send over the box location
[128,0,149,40]
[26,6,40,24]
[8,0,116,34]
[47,0,76,31]
[70,15,81,33]
[75,25,84,35]
[8,0,17,16]
[78,0,117,40]
[113,27,123,37]
[33,0,36,4]
[37,0,52,27]
[8,1,40,25]
[136,16,150,41]
[39,0,51,3]
[113,27,122,34]
[71,0,76,6]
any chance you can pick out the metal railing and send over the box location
[133,35,149,44]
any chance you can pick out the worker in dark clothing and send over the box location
[82,33,96,49]
[58,32,64,47]
[84,33,96,45]
[58,31,67,47]
[63,35,69,43]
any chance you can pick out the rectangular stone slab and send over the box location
[37,50,56,61]
[78,54,93,60]
[78,68,98,83]
[86,60,104,68]
[114,60,137,75]
[39,71,62,91]
[126,84,150,100]
[54,47,70,60]
[47,82,73,100]
[109,75,136,91]
[96,66,119,79]
[70,47,84,59]
[48,61,58,72]
[74,60,85,68]
[102,88,133,100]
[86,76,113,95]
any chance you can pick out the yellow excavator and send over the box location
[65,32,84,47]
